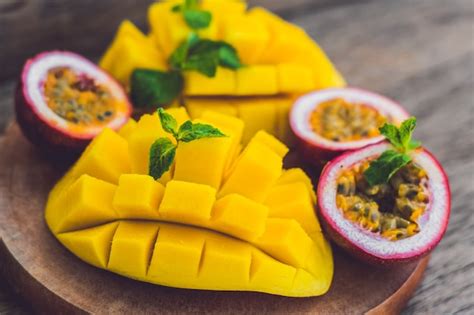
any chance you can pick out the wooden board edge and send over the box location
[0,240,86,314]
[366,255,430,315]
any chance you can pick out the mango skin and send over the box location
[45,109,333,297]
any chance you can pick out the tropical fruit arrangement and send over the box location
[14,0,450,299]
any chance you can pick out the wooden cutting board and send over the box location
[0,124,428,314]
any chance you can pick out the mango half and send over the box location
[99,1,346,145]
[45,108,333,297]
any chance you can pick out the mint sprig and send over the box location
[170,33,241,78]
[130,1,242,109]
[364,117,421,186]
[130,69,183,108]
[172,0,212,30]
[149,108,226,180]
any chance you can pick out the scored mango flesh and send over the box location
[45,108,333,297]
[98,0,346,144]
[100,1,345,94]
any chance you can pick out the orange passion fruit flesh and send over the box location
[41,67,129,138]
[336,159,430,241]
[309,98,388,142]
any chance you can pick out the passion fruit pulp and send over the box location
[317,142,450,265]
[290,88,410,164]
[16,51,131,153]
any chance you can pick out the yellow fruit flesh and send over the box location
[101,3,345,97]
[45,109,333,297]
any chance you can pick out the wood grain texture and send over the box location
[0,0,473,313]
[0,124,428,314]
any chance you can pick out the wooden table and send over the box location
[1,0,473,313]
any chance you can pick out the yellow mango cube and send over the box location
[185,98,238,119]
[248,7,310,64]
[222,14,270,64]
[108,221,159,277]
[297,45,346,89]
[238,99,277,144]
[128,109,188,182]
[277,63,316,93]
[200,111,245,171]
[265,182,321,233]
[148,224,205,280]
[118,118,137,140]
[72,128,131,184]
[159,180,217,223]
[184,68,236,96]
[249,130,289,158]
[202,0,247,35]
[113,174,165,220]
[174,136,232,189]
[212,194,269,241]
[58,222,119,268]
[220,141,282,202]
[99,20,166,85]
[278,168,317,203]
[255,218,313,268]
[250,250,296,291]
[235,66,278,95]
[148,2,218,58]
[199,237,252,286]
[55,175,117,233]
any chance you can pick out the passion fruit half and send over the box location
[16,51,131,153]
[317,141,450,265]
[290,88,410,163]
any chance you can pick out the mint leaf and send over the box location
[171,4,182,12]
[408,139,421,150]
[218,43,241,69]
[149,138,177,180]
[184,9,212,29]
[364,150,412,186]
[130,69,183,107]
[183,54,218,77]
[177,121,226,142]
[379,123,402,150]
[185,0,198,8]
[399,117,417,148]
[157,108,178,136]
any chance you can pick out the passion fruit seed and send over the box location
[44,67,116,126]
[310,97,387,142]
[336,160,429,241]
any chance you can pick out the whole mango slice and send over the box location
[45,108,333,297]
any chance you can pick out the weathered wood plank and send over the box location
[0,0,473,314]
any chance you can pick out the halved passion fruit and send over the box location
[16,51,131,153]
[290,88,409,163]
[318,141,450,265]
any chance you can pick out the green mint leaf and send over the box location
[364,150,412,186]
[171,4,182,12]
[183,54,218,77]
[157,108,178,136]
[177,121,226,142]
[399,117,417,148]
[169,41,191,70]
[379,123,402,150]
[149,138,177,180]
[184,9,212,29]
[408,139,421,150]
[130,69,184,107]
[218,43,241,69]
[185,0,198,8]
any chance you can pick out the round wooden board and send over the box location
[0,124,428,314]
